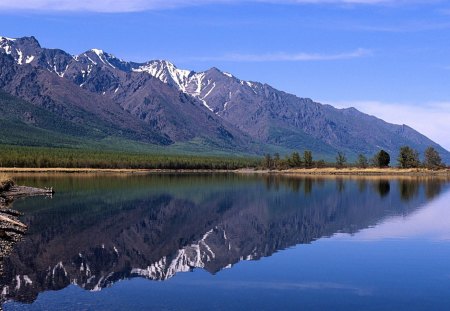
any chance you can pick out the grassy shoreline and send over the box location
[0,167,449,177]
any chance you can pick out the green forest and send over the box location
[0,145,259,170]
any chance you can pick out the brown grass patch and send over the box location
[238,167,450,178]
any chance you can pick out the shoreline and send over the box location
[0,167,449,177]
[0,168,233,174]
[237,167,450,177]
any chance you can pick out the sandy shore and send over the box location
[237,167,450,177]
[0,167,159,173]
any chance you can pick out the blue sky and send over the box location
[1,0,449,149]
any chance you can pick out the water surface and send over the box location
[1,174,450,310]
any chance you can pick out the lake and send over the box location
[1,173,450,310]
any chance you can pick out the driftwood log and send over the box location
[0,181,54,227]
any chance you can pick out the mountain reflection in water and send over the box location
[0,174,448,305]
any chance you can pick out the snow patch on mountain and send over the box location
[23,275,32,286]
[0,36,16,42]
[25,55,34,64]
[132,60,192,92]
[16,49,23,64]
[130,60,259,114]
[0,37,15,56]
[84,53,98,65]
[91,49,116,69]
[53,64,68,78]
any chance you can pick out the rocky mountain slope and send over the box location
[1,35,448,161]
[0,36,250,152]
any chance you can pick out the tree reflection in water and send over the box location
[0,174,447,306]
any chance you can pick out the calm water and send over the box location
[1,173,450,310]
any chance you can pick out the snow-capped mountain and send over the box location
[0,35,449,160]
[0,36,38,65]
[128,60,258,114]
[0,36,249,151]
[0,36,73,75]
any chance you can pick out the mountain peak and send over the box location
[0,36,16,42]
[90,48,106,58]
[0,37,14,55]
[89,48,120,60]
[91,48,104,54]
[16,36,41,49]
[0,35,42,65]
[152,59,176,67]
[78,48,119,69]
[131,59,194,91]
[208,67,222,73]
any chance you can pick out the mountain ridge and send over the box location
[0,35,448,162]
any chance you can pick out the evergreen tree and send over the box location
[398,146,420,168]
[335,152,347,168]
[291,152,302,168]
[374,150,390,168]
[304,150,313,168]
[356,154,368,168]
[424,147,443,169]
[273,153,281,169]
[263,154,274,169]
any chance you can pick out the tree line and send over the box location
[262,146,446,170]
[262,150,322,170]
[0,145,259,170]
[0,144,445,170]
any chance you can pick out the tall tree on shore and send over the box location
[374,150,390,168]
[273,153,281,169]
[336,152,347,168]
[424,147,443,169]
[304,150,313,168]
[356,154,368,168]
[290,152,302,168]
[398,146,420,168]
[263,154,274,170]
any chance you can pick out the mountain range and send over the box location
[1,35,448,162]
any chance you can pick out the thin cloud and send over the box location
[194,48,371,62]
[324,100,450,151]
[438,8,450,15]
[0,0,432,13]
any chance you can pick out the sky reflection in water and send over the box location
[2,174,449,310]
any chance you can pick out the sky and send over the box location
[0,0,449,150]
